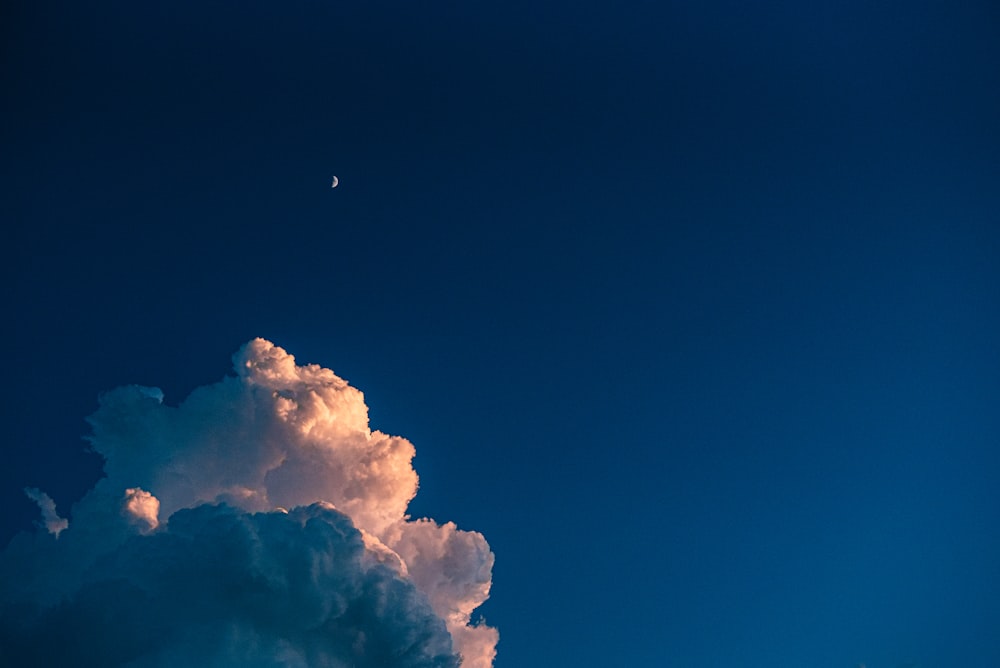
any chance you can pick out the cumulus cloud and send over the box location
[393,521,497,668]
[1,340,497,667]
[122,487,160,532]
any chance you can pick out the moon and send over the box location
[331,175,339,188]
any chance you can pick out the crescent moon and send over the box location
[331,175,339,188]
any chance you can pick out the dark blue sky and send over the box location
[3,1,999,666]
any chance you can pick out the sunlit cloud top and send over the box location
[1,339,497,668]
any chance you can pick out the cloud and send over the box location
[1,340,497,667]
[122,487,160,532]
[23,487,68,538]
[393,520,497,668]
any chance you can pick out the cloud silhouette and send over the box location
[1,340,496,667]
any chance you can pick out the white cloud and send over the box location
[2,340,497,667]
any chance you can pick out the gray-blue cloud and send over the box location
[1,503,458,668]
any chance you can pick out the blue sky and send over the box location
[2,1,999,666]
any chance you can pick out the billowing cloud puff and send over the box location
[394,521,498,668]
[2,504,457,667]
[86,339,419,538]
[0,340,497,667]
[122,487,160,532]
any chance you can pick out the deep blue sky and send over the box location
[3,1,999,666]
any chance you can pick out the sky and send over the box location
[2,1,999,666]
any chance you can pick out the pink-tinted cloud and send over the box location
[122,487,160,532]
[2,340,497,667]
[23,487,68,538]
